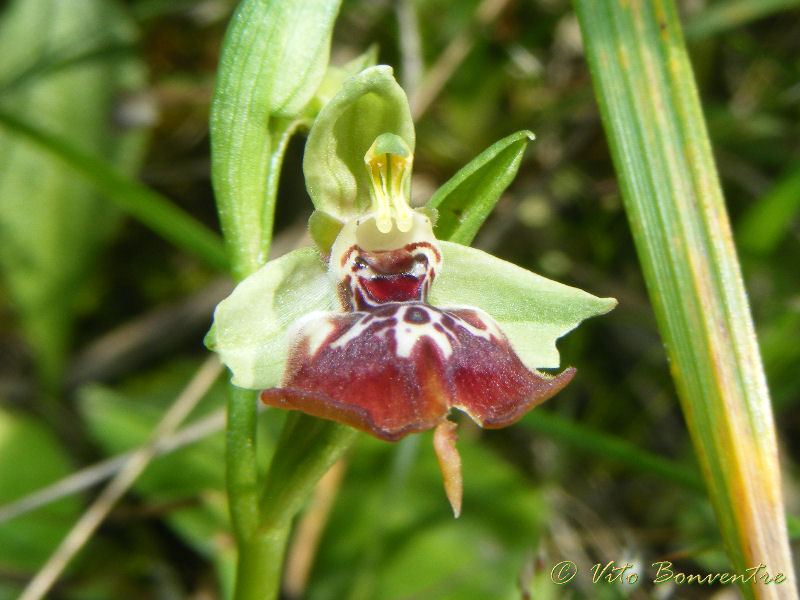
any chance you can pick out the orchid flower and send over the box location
[206,66,615,516]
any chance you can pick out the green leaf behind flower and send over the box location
[430,242,617,369]
[0,408,81,573]
[427,130,535,245]
[303,65,415,222]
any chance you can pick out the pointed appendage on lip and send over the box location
[434,420,462,518]
[260,303,575,441]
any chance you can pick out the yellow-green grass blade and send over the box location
[572,1,796,597]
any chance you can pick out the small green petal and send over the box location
[308,210,344,253]
[206,248,336,389]
[429,242,616,369]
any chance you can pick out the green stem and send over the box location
[233,524,292,600]
[0,107,229,272]
[226,387,260,542]
[230,414,357,600]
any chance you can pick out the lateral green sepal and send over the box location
[429,241,616,368]
[206,248,335,388]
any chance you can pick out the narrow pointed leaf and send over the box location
[429,242,615,369]
[573,1,796,596]
[427,130,534,245]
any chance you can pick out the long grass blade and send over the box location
[572,1,796,597]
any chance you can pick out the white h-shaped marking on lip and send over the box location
[328,304,501,360]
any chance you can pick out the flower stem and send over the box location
[226,386,260,542]
[233,525,292,600]
[230,414,357,600]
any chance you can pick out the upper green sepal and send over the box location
[205,248,335,388]
[303,65,415,221]
[429,242,616,369]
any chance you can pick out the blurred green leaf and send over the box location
[684,0,800,41]
[0,0,146,386]
[427,130,534,245]
[524,410,704,491]
[303,65,415,222]
[210,0,342,280]
[76,359,282,598]
[0,408,81,574]
[737,162,800,256]
[0,109,229,273]
[310,434,548,600]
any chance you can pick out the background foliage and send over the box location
[0,0,798,598]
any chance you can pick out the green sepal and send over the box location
[303,65,415,221]
[429,242,616,369]
[427,130,534,245]
[205,248,336,389]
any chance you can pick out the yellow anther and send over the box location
[365,134,413,233]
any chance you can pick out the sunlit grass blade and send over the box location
[573,1,796,597]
